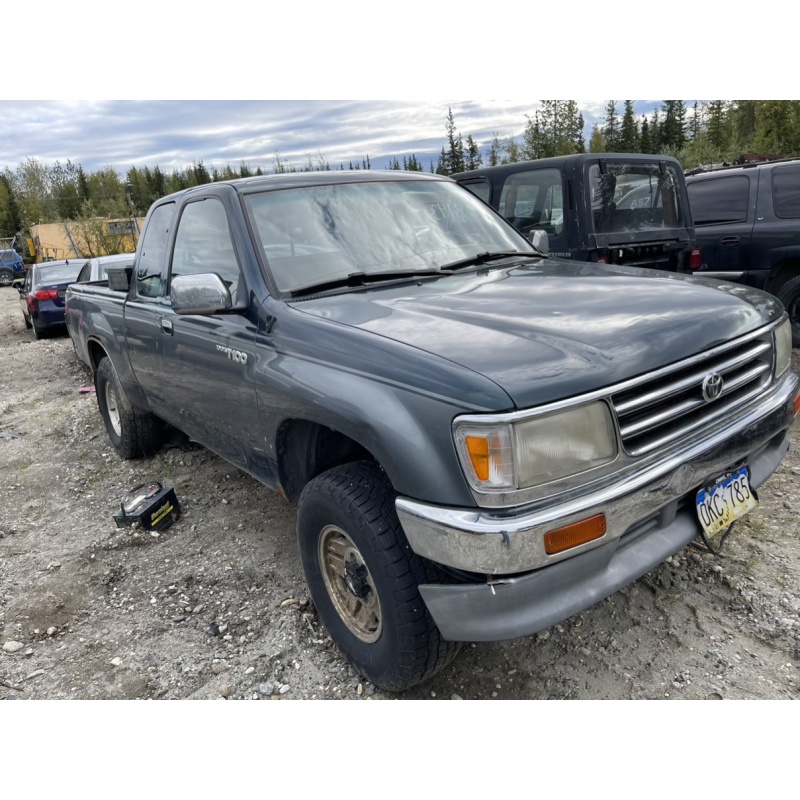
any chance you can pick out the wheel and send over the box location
[776,275,800,348]
[95,357,163,458]
[0,269,13,287]
[297,461,460,692]
[31,319,47,340]
[22,312,32,329]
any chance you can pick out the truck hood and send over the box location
[297,260,783,409]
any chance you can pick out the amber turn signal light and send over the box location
[793,390,800,418]
[544,514,607,555]
[465,436,490,481]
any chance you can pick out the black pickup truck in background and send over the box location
[685,158,800,346]
[65,171,799,691]
[453,153,700,273]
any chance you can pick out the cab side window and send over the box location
[135,202,176,299]
[170,198,242,298]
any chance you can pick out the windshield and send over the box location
[588,162,684,234]
[245,179,532,294]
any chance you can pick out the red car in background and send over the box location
[17,260,84,339]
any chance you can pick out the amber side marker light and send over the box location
[794,390,800,418]
[544,514,607,555]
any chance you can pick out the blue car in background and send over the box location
[17,259,83,339]
[0,249,26,286]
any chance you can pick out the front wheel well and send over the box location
[276,419,376,503]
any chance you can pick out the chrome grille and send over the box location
[611,332,774,456]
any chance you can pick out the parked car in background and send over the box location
[453,153,700,273]
[0,249,26,286]
[685,158,800,346]
[75,253,136,284]
[17,259,83,339]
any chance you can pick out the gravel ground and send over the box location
[1,286,799,701]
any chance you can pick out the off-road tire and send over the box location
[0,268,14,287]
[297,461,460,692]
[95,357,163,458]
[776,275,800,348]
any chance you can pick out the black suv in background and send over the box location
[453,153,699,274]
[685,158,800,346]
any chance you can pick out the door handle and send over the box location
[160,318,173,335]
[720,236,741,246]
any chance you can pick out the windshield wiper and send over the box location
[439,250,543,271]
[288,269,442,297]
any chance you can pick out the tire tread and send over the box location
[299,461,460,691]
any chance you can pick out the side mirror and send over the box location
[528,229,550,255]
[171,273,233,315]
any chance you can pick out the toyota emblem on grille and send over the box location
[701,373,724,402]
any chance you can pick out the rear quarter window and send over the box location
[772,165,800,219]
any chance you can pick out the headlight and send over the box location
[454,401,618,493]
[775,318,792,378]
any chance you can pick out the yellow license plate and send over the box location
[695,466,757,536]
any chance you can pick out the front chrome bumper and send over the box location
[397,371,798,576]
[396,370,798,642]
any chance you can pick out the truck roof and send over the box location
[159,170,450,204]
[452,152,684,181]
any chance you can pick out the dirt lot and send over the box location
[1,286,799,701]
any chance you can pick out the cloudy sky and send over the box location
[3,3,782,179]
[0,99,640,175]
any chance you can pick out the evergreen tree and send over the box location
[443,106,465,174]
[125,166,153,215]
[649,109,661,152]
[435,146,449,175]
[660,101,687,150]
[705,101,727,151]
[689,102,701,141]
[639,116,652,153]
[619,101,638,152]
[604,101,619,151]
[465,134,482,170]
[730,100,756,148]
[575,113,586,153]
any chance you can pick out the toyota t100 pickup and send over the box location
[65,171,800,691]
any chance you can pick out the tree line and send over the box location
[2,101,799,248]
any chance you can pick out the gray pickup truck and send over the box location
[65,171,799,691]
